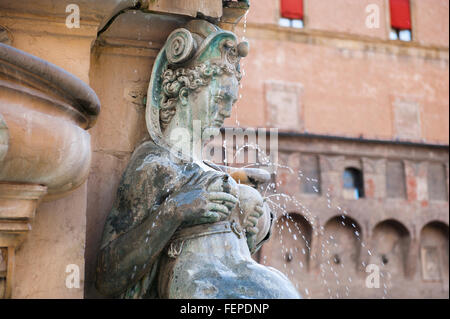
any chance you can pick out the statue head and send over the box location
[146,20,248,157]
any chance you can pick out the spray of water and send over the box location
[221,143,392,298]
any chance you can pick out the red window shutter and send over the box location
[281,0,303,20]
[389,0,411,30]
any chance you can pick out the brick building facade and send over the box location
[222,0,449,298]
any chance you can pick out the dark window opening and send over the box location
[343,167,365,199]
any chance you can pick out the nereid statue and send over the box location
[95,20,301,299]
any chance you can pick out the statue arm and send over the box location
[95,152,235,297]
[95,149,188,297]
[96,196,182,297]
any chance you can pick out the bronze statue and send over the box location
[95,19,300,299]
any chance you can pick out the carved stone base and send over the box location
[0,183,47,298]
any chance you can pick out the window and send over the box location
[342,167,364,199]
[279,0,304,29]
[389,0,412,41]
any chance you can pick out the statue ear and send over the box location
[179,87,188,106]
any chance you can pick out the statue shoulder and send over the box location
[124,141,188,178]
[99,141,200,248]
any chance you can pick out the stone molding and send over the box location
[0,43,100,199]
[0,44,100,128]
[237,23,449,62]
[145,0,222,19]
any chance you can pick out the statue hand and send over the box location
[173,190,238,226]
[171,171,238,227]
[237,184,264,235]
[243,204,264,236]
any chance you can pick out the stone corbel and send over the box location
[218,1,250,32]
[145,0,222,20]
[0,183,47,298]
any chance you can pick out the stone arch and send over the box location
[323,215,362,272]
[420,221,449,282]
[283,213,313,269]
[261,212,313,286]
[372,219,411,278]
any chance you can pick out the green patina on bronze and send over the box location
[95,19,300,299]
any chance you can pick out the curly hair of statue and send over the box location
[157,26,247,130]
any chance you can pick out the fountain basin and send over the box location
[0,43,100,200]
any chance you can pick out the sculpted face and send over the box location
[148,21,249,156]
[187,73,239,133]
[163,71,240,158]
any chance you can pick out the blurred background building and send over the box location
[0,0,447,298]
[224,0,449,298]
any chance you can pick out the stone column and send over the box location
[309,216,322,272]
[404,160,428,203]
[319,155,345,198]
[362,157,386,199]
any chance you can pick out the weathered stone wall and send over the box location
[85,37,152,299]
[0,8,98,298]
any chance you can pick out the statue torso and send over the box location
[105,141,299,299]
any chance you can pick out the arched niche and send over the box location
[262,212,313,281]
[323,215,362,273]
[372,219,411,278]
[420,221,449,282]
